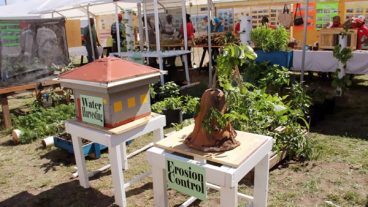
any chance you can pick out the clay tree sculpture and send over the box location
[184,44,257,152]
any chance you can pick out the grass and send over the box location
[0,75,368,206]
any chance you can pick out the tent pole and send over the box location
[181,0,190,85]
[207,0,212,88]
[143,1,150,65]
[153,0,164,84]
[115,2,121,55]
[137,3,144,51]
[300,0,309,84]
[87,5,96,61]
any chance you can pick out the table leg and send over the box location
[121,143,128,170]
[220,184,238,207]
[253,154,270,207]
[71,135,90,188]
[158,57,164,84]
[109,145,126,207]
[183,54,191,84]
[153,128,164,142]
[1,95,12,128]
[152,168,168,207]
[199,48,207,69]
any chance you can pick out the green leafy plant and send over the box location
[182,96,200,115]
[333,45,353,65]
[11,104,75,144]
[151,96,199,115]
[333,44,353,95]
[288,82,312,118]
[211,44,312,160]
[217,44,257,90]
[250,26,290,52]
[331,73,352,89]
[150,81,181,102]
[241,61,290,94]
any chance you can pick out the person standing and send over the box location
[161,14,176,39]
[111,13,126,53]
[354,16,368,49]
[83,18,100,63]
[325,16,341,28]
[234,19,240,35]
[213,17,224,32]
[180,14,195,68]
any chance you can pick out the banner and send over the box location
[316,1,339,30]
[0,18,68,87]
[80,94,104,127]
[166,157,207,200]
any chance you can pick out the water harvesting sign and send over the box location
[80,95,104,127]
[166,158,207,200]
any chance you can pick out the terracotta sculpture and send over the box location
[184,88,240,152]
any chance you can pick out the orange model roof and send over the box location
[59,57,160,83]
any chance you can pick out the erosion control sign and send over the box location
[80,95,104,127]
[166,158,207,200]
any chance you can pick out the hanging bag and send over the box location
[294,3,304,26]
[278,4,293,28]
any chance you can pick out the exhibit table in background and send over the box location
[0,79,60,129]
[110,50,191,84]
[68,46,104,64]
[147,124,273,207]
[292,50,368,74]
[65,113,166,207]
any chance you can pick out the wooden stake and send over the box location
[1,95,11,128]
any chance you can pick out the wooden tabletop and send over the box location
[155,124,270,168]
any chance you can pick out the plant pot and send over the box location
[255,50,293,68]
[54,135,107,159]
[163,109,183,127]
[183,112,195,120]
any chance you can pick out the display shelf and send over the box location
[110,50,191,58]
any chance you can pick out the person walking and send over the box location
[83,18,100,63]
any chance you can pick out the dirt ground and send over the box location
[0,74,368,207]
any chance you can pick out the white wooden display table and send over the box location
[65,113,166,207]
[292,50,368,74]
[110,50,191,58]
[68,46,104,57]
[110,50,192,85]
[147,125,273,207]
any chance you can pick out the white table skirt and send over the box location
[68,46,103,57]
[292,50,368,74]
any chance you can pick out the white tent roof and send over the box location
[0,0,44,19]
[31,0,208,18]
[0,0,210,19]
[31,0,139,18]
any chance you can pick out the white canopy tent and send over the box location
[32,0,211,85]
[0,0,45,19]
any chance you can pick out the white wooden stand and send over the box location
[65,113,166,207]
[147,125,273,207]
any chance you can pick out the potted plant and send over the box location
[182,96,200,119]
[250,26,293,68]
[54,132,107,159]
[151,96,183,126]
